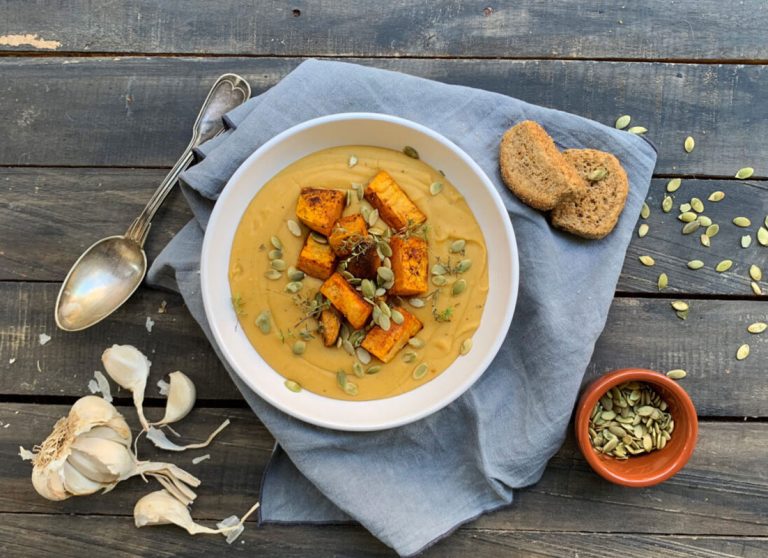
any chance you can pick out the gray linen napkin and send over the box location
[147,59,656,556]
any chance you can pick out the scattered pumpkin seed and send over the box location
[747,322,767,334]
[682,221,700,235]
[271,259,287,271]
[284,380,302,393]
[678,212,697,223]
[700,234,711,247]
[375,287,386,297]
[736,343,750,360]
[679,203,692,212]
[457,259,472,273]
[662,195,673,213]
[671,301,689,312]
[735,167,754,179]
[292,340,306,355]
[265,270,282,280]
[348,155,358,168]
[361,279,376,299]
[366,365,382,375]
[628,126,647,134]
[687,260,704,270]
[676,309,689,320]
[638,223,649,238]
[346,189,353,207]
[684,136,695,153]
[639,255,655,266]
[356,347,372,365]
[708,191,725,202]
[344,382,359,396]
[450,239,466,253]
[379,301,392,317]
[431,264,447,276]
[432,275,447,286]
[403,146,420,159]
[367,209,379,227]
[430,182,444,195]
[310,231,327,244]
[452,279,467,296]
[377,313,391,331]
[615,115,631,129]
[752,282,763,295]
[287,219,302,237]
[657,273,668,290]
[666,369,687,380]
[285,281,303,293]
[409,297,425,308]
[287,267,305,282]
[402,351,417,363]
[588,167,609,182]
[391,310,405,325]
[459,338,473,355]
[377,266,394,282]
[706,224,719,237]
[352,362,364,378]
[270,236,283,250]
[378,241,393,257]
[715,259,733,272]
[733,217,751,227]
[749,265,762,282]
[255,311,271,334]
[697,215,712,227]
[412,363,428,380]
[742,235,753,248]
[690,198,704,213]
[640,202,650,219]
[408,337,425,348]
[666,178,682,192]
[268,249,283,260]
[352,183,364,200]
[758,227,768,246]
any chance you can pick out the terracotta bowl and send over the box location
[575,368,698,487]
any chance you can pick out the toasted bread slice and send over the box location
[499,121,588,210]
[551,149,629,239]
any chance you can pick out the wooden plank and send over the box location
[1,404,766,539]
[2,1,768,61]
[2,169,767,295]
[2,285,767,415]
[1,57,766,176]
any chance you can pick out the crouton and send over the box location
[296,187,346,236]
[329,214,368,256]
[296,234,336,280]
[320,307,342,347]
[319,272,372,330]
[364,171,426,231]
[360,306,423,363]
[344,240,381,280]
[388,235,428,295]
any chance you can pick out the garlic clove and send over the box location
[61,460,107,496]
[67,449,118,483]
[32,462,69,500]
[154,371,196,426]
[146,419,230,452]
[71,435,135,480]
[79,425,132,448]
[70,395,128,436]
[101,345,151,429]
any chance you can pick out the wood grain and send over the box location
[1,284,767,415]
[1,403,766,539]
[1,57,767,175]
[2,1,768,61]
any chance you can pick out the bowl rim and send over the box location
[200,112,519,431]
[575,368,699,487]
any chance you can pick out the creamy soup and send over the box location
[228,145,488,400]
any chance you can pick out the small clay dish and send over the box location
[575,368,698,487]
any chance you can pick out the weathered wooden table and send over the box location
[2,2,767,556]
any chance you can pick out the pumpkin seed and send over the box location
[284,380,302,393]
[747,322,767,334]
[412,363,428,380]
[270,236,283,250]
[690,198,704,213]
[255,311,271,334]
[431,264,447,275]
[342,339,355,355]
[708,191,725,202]
[409,297,425,308]
[698,215,712,227]
[268,249,283,260]
[758,227,768,246]
[700,234,711,247]
[742,235,753,248]
[636,406,655,417]
[679,203,692,213]
[736,343,750,360]
[377,266,394,282]
[310,231,327,243]
[377,313,391,331]
[352,362,364,378]
[450,239,466,253]
[628,126,647,134]
[459,338,473,355]
[687,260,704,270]
[271,259,287,271]
[361,279,375,299]
[679,212,697,223]
[735,167,754,179]
[676,309,689,320]
[352,183,364,200]
[403,146,420,159]
[706,224,719,237]
[733,217,751,227]
[264,270,282,280]
[432,275,447,286]
[287,267,305,282]
[657,273,668,290]
[375,287,386,297]
[348,155,358,168]
[378,241,393,257]
[615,115,631,129]
[391,310,405,324]
[403,351,417,363]
[588,167,609,182]
[640,202,650,219]
[457,259,472,273]
[366,365,382,375]
[666,369,687,380]
[662,195,673,212]
[684,136,695,153]
[752,281,763,295]
[287,219,302,237]
[285,281,303,293]
[344,381,359,396]
[379,301,392,317]
[430,182,444,195]
[636,223,649,238]
[292,341,306,355]
[356,347,372,364]
[682,221,700,235]
[639,255,655,266]
[671,301,689,311]
[346,189,353,207]
[367,209,379,226]
[715,259,733,272]
[452,279,467,296]
[666,178,682,192]
[749,265,762,281]
[408,337,425,348]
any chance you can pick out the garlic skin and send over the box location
[146,419,230,452]
[101,344,151,430]
[25,396,201,503]
[155,371,196,426]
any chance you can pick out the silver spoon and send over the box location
[55,73,251,332]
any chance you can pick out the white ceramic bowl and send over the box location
[201,113,518,431]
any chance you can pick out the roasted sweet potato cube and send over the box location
[360,306,423,363]
[329,214,368,256]
[296,187,346,236]
[319,273,372,330]
[364,171,426,231]
[296,235,336,280]
[345,240,381,280]
[320,308,341,347]
[388,235,428,296]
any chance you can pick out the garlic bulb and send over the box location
[134,489,259,537]
[154,371,196,426]
[101,344,151,430]
[25,396,201,504]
